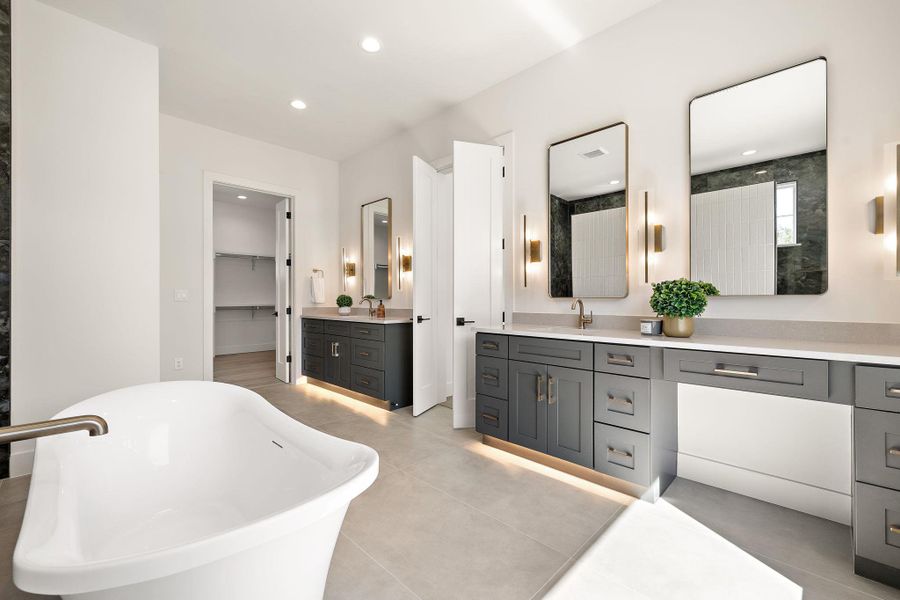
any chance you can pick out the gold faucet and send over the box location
[571,298,593,330]
[359,297,376,318]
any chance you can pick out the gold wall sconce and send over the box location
[401,254,412,273]
[344,262,357,277]
[641,190,665,284]
[871,196,885,235]
[341,247,356,291]
[653,224,665,253]
[396,236,412,290]
[523,215,542,287]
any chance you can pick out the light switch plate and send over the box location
[174,289,189,302]
[174,357,184,370]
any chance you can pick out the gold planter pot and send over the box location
[662,316,694,338]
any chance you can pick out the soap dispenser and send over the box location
[376,300,386,319]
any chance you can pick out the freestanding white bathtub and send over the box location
[13,381,378,600]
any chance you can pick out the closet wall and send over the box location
[214,198,277,355]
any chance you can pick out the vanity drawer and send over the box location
[302,333,324,357]
[302,318,323,334]
[594,344,651,379]
[594,373,651,434]
[663,349,829,401]
[593,423,650,486]
[351,339,385,371]
[302,353,324,380]
[475,355,508,400]
[351,322,385,342]
[854,482,900,569]
[476,333,508,359]
[324,320,352,337]
[350,365,385,399]
[857,366,900,413]
[509,336,592,370]
[476,394,508,440]
[855,408,900,490]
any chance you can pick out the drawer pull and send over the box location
[889,448,900,457]
[890,525,900,535]
[359,329,370,334]
[481,373,499,382]
[548,376,556,405]
[481,413,499,424]
[888,387,900,398]
[359,351,371,357]
[607,446,632,459]
[607,354,634,367]
[360,378,372,386]
[713,365,759,378]
[607,394,634,406]
[482,341,500,351]
[537,375,544,402]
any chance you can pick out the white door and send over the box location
[452,141,504,428]
[412,157,450,416]
[275,198,291,382]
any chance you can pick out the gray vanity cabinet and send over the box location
[323,334,352,389]
[547,366,593,468]
[508,360,548,453]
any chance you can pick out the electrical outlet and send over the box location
[174,357,184,370]
[174,289,189,302]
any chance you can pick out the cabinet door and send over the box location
[547,366,593,468]
[324,335,352,388]
[508,360,548,453]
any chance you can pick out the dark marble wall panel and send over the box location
[549,190,627,297]
[691,150,827,295]
[0,0,9,478]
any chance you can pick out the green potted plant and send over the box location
[649,278,719,337]
[336,294,353,316]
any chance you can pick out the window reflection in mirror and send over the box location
[548,123,628,298]
[690,58,827,296]
[361,197,391,299]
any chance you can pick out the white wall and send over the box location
[11,0,160,473]
[339,0,900,322]
[161,115,340,380]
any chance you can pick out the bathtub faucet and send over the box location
[0,415,109,444]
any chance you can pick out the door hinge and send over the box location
[286,306,292,315]
[502,238,505,250]
[502,311,506,323]
[502,166,505,178]
[286,211,291,219]
[286,258,292,267]
[287,355,292,363]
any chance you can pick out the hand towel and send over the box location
[311,273,325,304]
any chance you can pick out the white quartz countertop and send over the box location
[302,313,411,325]
[475,324,900,366]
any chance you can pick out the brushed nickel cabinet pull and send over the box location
[890,525,900,535]
[607,394,634,405]
[481,413,499,424]
[359,329,370,334]
[548,376,556,405]
[330,342,337,357]
[537,374,544,402]
[361,378,372,386]
[334,342,340,357]
[888,387,900,398]
[889,448,900,457]
[481,372,499,382]
[607,446,632,459]
[713,365,759,378]
[607,354,634,367]
[482,341,500,350]
[359,351,371,357]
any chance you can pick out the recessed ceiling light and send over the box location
[755,170,767,175]
[237,195,247,199]
[741,149,757,156]
[609,180,620,185]
[360,37,381,53]
[290,99,307,110]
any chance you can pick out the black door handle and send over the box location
[456,317,475,326]
[417,315,431,323]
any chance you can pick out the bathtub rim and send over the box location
[12,381,379,596]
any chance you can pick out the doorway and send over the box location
[205,179,294,384]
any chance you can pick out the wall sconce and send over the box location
[401,254,412,273]
[871,196,885,235]
[641,190,664,284]
[653,224,665,253]
[523,215,542,287]
[341,247,356,291]
[396,236,412,290]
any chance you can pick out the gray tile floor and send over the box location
[0,358,897,599]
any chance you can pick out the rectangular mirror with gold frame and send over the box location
[361,197,391,299]
[549,122,629,298]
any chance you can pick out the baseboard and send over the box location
[214,342,276,355]
[677,452,851,525]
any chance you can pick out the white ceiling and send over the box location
[690,59,826,175]
[213,183,284,209]
[550,124,627,201]
[39,0,662,160]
